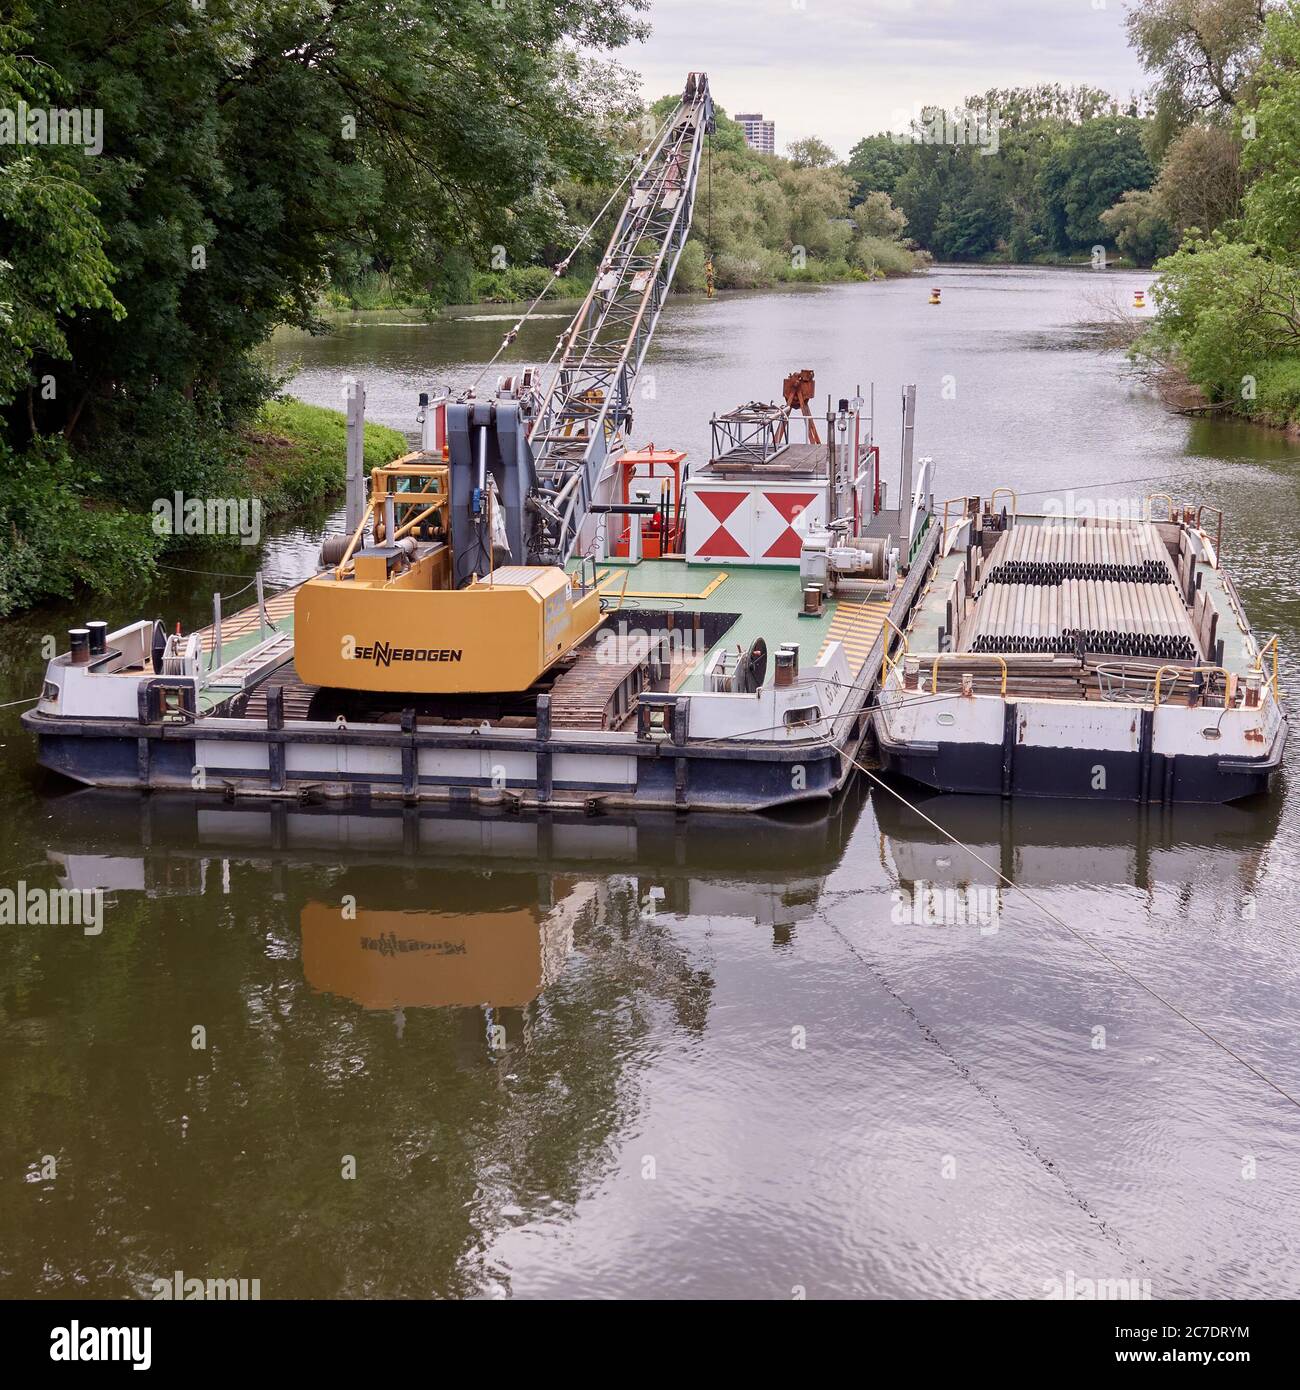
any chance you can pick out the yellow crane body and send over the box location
[295,563,601,694]
[293,455,602,694]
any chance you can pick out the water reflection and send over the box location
[26,770,1300,1297]
[874,785,1281,902]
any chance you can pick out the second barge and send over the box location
[874,498,1285,802]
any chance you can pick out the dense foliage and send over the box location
[0,0,648,614]
[846,87,1154,264]
[1132,1,1300,427]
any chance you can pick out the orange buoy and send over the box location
[929,287,941,305]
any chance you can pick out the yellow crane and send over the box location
[294,73,714,696]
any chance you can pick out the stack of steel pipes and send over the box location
[966,523,1195,661]
[974,521,1175,593]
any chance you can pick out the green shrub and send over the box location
[855,236,919,277]
[1143,234,1300,399]
[0,438,161,618]
[1244,357,1300,427]
[468,265,590,304]
[674,240,708,292]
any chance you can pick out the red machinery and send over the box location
[610,446,687,559]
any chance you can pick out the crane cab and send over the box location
[607,447,687,561]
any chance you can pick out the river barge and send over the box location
[24,377,940,813]
[24,422,1284,808]
[873,498,1285,802]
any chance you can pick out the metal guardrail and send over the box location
[1254,634,1280,700]
[1195,504,1223,562]
[881,616,908,687]
[1153,664,1231,708]
[930,652,1007,698]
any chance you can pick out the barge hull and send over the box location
[25,713,868,814]
[875,725,1282,803]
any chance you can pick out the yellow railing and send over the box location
[930,653,1008,698]
[334,469,446,578]
[1254,635,1280,700]
[1145,492,1174,522]
[939,496,977,553]
[989,487,1017,518]
[940,495,966,529]
[1195,504,1224,562]
[881,616,909,687]
[334,501,376,579]
[1153,664,1231,708]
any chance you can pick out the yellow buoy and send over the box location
[1133,289,1146,309]
[929,288,941,305]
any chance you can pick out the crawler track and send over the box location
[547,637,669,731]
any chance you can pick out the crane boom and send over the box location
[527,71,714,562]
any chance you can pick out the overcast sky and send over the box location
[619,0,1149,156]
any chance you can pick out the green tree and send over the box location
[0,19,122,415]
[1100,189,1178,264]
[853,191,907,240]
[845,133,910,201]
[786,136,839,169]
[0,0,650,612]
[1127,0,1275,114]
[1038,118,1156,251]
[5,0,648,466]
[1127,0,1278,155]
[892,134,955,250]
[1242,1,1300,252]
[969,84,1120,126]
[1144,233,1300,396]
[1154,123,1244,235]
[928,168,1012,261]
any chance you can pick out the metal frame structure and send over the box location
[708,401,793,466]
[527,73,714,562]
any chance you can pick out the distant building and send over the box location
[734,112,775,155]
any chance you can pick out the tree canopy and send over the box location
[0,0,651,613]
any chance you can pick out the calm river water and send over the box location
[3,266,1299,1298]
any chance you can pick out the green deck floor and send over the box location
[587,558,835,691]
